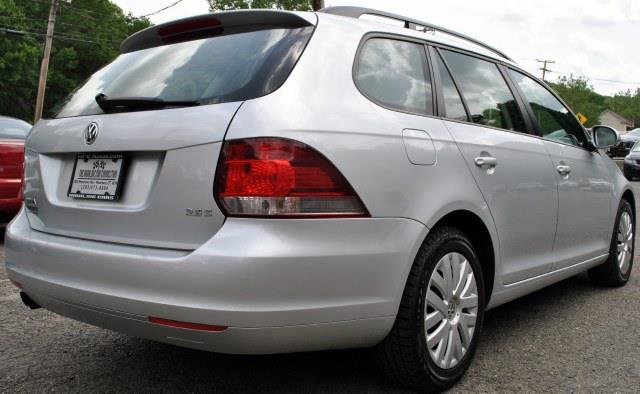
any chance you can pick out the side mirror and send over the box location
[591,125,619,149]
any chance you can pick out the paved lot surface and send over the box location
[2,186,640,393]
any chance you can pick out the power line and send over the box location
[0,15,90,29]
[56,0,185,20]
[0,26,121,46]
[517,57,640,87]
[135,0,186,18]
[545,69,640,86]
[0,21,122,44]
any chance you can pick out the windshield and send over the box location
[0,117,31,139]
[632,141,640,152]
[53,27,313,118]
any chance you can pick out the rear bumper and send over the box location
[6,209,426,353]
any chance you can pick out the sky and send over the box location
[112,0,640,96]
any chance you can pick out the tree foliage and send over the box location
[0,0,150,122]
[548,77,639,128]
[207,0,312,11]
[548,76,606,127]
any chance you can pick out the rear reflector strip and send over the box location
[148,316,228,332]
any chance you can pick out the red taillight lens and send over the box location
[215,138,369,218]
[148,316,227,332]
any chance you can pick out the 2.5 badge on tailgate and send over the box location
[68,153,126,201]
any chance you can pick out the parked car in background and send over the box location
[4,7,635,392]
[0,116,29,223]
[624,141,640,180]
[610,128,640,157]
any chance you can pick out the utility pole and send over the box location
[312,0,324,11]
[536,59,555,81]
[34,0,60,123]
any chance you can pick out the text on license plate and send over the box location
[67,153,125,201]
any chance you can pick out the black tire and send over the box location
[373,226,485,392]
[588,199,634,287]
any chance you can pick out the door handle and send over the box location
[474,156,498,168]
[556,165,571,175]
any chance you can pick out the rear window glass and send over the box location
[355,38,433,115]
[434,52,467,121]
[53,27,314,118]
[0,118,30,139]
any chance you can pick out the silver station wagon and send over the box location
[6,6,634,391]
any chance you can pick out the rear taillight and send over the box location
[214,138,368,218]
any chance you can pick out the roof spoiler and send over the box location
[120,10,315,54]
[319,6,513,62]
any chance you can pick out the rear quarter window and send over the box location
[355,37,433,115]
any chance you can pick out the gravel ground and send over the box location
[2,186,640,393]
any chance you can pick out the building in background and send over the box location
[599,109,634,134]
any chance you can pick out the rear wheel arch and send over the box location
[622,189,635,217]
[427,210,495,306]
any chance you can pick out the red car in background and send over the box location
[0,116,30,224]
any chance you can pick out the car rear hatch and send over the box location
[23,10,316,250]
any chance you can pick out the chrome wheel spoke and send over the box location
[452,325,463,361]
[427,320,448,348]
[442,328,455,368]
[425,310,444,331]
[430,271,448,299]
[441,256,454,299]
[451,257,463,296]
[453,261,469,297]
[458,312,475,349]
[427,289,448,316]
[460,294,478,310]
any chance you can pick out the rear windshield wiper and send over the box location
[95,93,200,113]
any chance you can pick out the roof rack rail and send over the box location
[319,6,513,62]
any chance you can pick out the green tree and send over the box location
[547,76,640,128]
[548,76,606,127]
[0,0,151,122]
[605,89,640,127]
[207,0,313,11]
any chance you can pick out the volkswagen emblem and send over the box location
[85,122,99,145]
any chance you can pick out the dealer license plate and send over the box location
[67,153,125,201]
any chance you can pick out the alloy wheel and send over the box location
[617,211,633,275]
[424,252,479,370]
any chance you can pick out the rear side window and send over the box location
[508,69,586,147]
[54,27,314,118]
[355,38,433,115]
[434,53,467,121]
[440,50,526,132]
